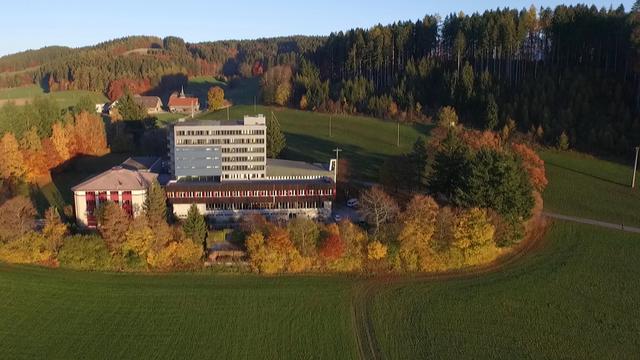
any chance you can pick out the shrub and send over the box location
[58,235,115,271]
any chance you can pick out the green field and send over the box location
[0,85,107,108]
[197,105,429,180]
[369,221,640,358]
[541,150,640,226]
[0,267,357,359]
[1,220,638,359]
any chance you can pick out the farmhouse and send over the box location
[168,87,199,113]
[133,95,163,113]
[165,114,336,221]
[71,157,162,227]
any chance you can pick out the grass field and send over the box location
[0,267,357,360]
[0,85,107,108]
[369,221,640,359]
[1,220,638,359]
[541,150,640,226]
[197,105,429,180]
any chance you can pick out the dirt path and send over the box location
[543,212,640,234]
[351,219,548,360]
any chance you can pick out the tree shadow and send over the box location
[545,159,630,187]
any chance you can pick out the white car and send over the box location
[333,214,342,222]
[346,198,359,208]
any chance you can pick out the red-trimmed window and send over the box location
[110,191,119,204]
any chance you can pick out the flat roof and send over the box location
[265,159,333,178]
[174,119,244,127]
[121,157,161,171]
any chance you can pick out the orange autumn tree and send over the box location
[319,233,345,260]
[511,143,548,192]
[0,132,27,180]
[74,112,109,156]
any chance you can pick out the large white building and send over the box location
[71,157,161,227]
[166,115,336,221]
[168,115,267,181]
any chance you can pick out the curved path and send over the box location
[350,220,547,360]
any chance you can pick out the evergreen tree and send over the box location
[143,180,167,225]
[183,204,207,247]
[116,90,147,121]
[459,149,535,222]
[484,94,498,130]
[266,115,286,158]
[407,137,427,190]
[428,131,471,200]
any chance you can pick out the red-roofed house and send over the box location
[168,87,199,113]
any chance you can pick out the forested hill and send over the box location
[2,4,640,155]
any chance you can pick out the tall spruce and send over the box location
[183,204,207,247]
[143,180,167,225]
[266,115,286,158]
[428,131,471,201]
[407,137,428,190]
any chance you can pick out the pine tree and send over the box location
[143,180,167,226]
[183,204,207,247]
[116,90,147,121]
[266,115,286,158]
[407,137,427,190]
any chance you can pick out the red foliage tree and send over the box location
[318,234,345,260]
[252,61,264,76]
[511,143,548,192]
[106,78,152,101]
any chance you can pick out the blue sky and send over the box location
[0,0,632,56]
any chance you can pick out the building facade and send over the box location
[168,88,199,113]
[166,115,335,221]
[71,157,161,227]
[168,115,267,181]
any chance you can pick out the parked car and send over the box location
[333,214,342,222]
[346,198,359,208]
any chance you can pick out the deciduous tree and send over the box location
[207,86,225,110]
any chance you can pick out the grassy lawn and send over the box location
[0,267,357,360]
[0,85,107,108]
[541,150,640,226]
[196,105,430,180]
[370,221,640,359]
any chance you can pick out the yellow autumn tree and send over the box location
[367,240,388,260]
[50,122,71,162]
[0,132,26,179]
[74,112,109,155]
[123,217,155,260]
[451,208,499,266]
[397,195,439,271]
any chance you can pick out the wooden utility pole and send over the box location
[333,148,342,182]
[254,96,257,113]
[226,106,230,121]
[396,120,400,147]
[633,146,639,188]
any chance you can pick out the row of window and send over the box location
[205,201,325,211]
[223,173,264,179]
[176,129,265,136]
[222,165,265,171]
[176,138,265,145]
[222,156,265,163]
[168,188,333,198]
[221,147,264,154]
[175,165,220,170]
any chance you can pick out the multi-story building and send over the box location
[71,157,162,227]
[166,115,336,221]
[168,115,267,181]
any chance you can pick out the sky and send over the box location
[0,0,633,57]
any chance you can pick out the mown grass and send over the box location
[370,221,640,359]
[541,149,640,226]
[0,84,107,108]
[0,267,357,360]
[197,105,429,180]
